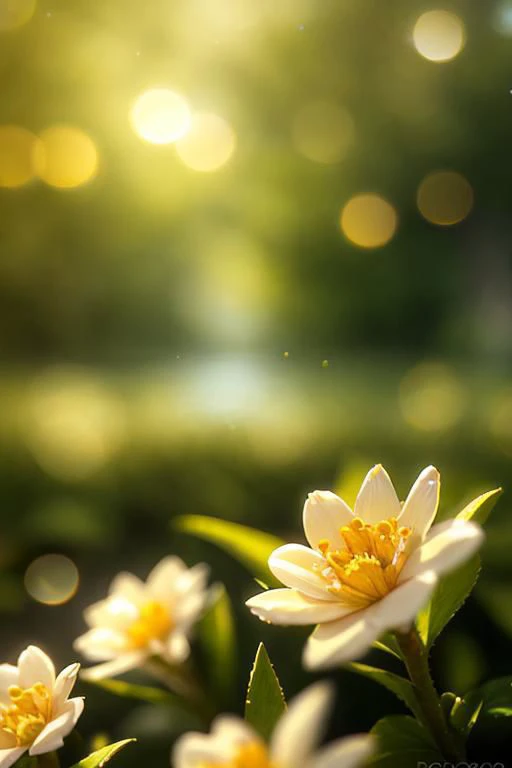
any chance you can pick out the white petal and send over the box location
[212,715,258,745]
[18,646,55,690]
[74,627,128,661]
[0,664,19,705]
[174,563,210,598]
[164,632,190,664]
[84,596,138,631]
[271,682,333,768]
[146,556,186,599]
[80,651,148,681]
[173,590,208,629]
[303,611,377,670]
[0,747,27,768]
[246,589,354,625]
[399,519,484,582]
[30,698,83,756]
[303,491,354,550]
[52,663,80,714]
[108,572,145,604]
[172,732,231,768]
[371,572,438,632]
[312,734,375,768]
[354,465,401,523]
[398,466,440,541]
[269,545,337,601]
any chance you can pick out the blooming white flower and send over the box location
[172,682,373,768]
[0,645,84,768]
[75,556,210,680]
[246,465,485,670]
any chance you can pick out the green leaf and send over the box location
[417,555,480,648]
[199,583,236,705]
[370,716,442,767]
[174,515,283,584]
[449,694,483,734]
[373,632,404,661]
[70,739,135,768]
[462,676,512,723]
[349,663,423,724]
[456,488,502,525]
[245,643,286,741]
[84,678,180,707]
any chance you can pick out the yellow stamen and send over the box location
[126,601,173,648]
[0,683,51,747]
[318,516,412,608]
[201,742,275,768]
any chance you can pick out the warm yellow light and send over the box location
[131,88,191,145]
[413,10,465,62]
[25,367,125,481]
[176,112,236,172]
[292,101,354,164]
[0,125,39,188]
[417,171,473,226]
[340,194,398,249]
[0,0,36,30]
[34,125,98,189]
[25,554,79,605]
[489,390,512,456]
[400,362,465,432]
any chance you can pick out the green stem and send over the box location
[37,752,60,768]
[144,656,216,724]
[396,627,465,762]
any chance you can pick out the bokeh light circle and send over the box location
[0,0,36,31]
[176,112,236,172]
[24,554,79,605]
[417,171,473,226]
[34,125,99,188]
[400,362,465,432]
[413,10,465,62]
[340,194,398,249]
[292,101,354,164]
[130,88,191,145]
[0,125,40,188]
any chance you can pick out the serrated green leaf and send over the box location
[462,676,512,725]
[370,716,441,768]
[417,555,480,648]
[84,677,180,707]
[349,663,423,724]
[70,739,135,768]
[199,583,236,705]
[174,515,283,585]
[245,643,286,741]
[373,632,403,661]
[456,488,502,525]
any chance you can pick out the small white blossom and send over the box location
[75,556,210,680]
[0,645,83,768]
[172,682,373,768]
[247,465,484,669]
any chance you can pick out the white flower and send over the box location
[172,682,373,768]
[0,645,83,768]
[75,556,210,680]
[246,465,484,670]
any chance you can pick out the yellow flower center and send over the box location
[317,516,412,608]
[126,600,173,648]
[0,683,51,747]
[202,742,274,768]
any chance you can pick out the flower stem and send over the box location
[37,753,60,768]
[396,627,465,762]
[145,656,216,724]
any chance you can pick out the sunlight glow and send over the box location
[25,554,79,605]
[0,125,39,188]
[0,0,36,30]
[176,112,236,172]
[340,194,398,249]
[417,171,473,226]
[413,10,465,62]
[131,88,191,145]
[34,125,99,188]
[400,362,465,432]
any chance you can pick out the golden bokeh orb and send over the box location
[176,112,236,172]
[292,101,354,164]
[0,125,39,188]
[0,0,36,31]
[340,194,398,249]
[417,171,473,226]
[25,554,79,605]
[400,362,465,432]
[34,125,99,189]
[130,88,191,145]
[413,10,465,62]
